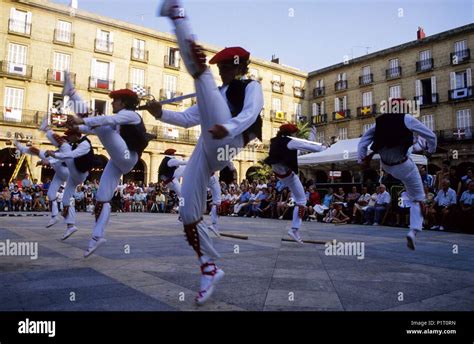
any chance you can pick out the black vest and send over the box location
[119,113,149,157]
[264,136,298,174]
[225,79,263,146]
[370,114,413,157]
[72,136,94,173]
[158,156,178,179]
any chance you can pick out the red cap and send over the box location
[209,47,250,65]
[279,123,299,134]
[164,149,176,155]
[109,89,139,101]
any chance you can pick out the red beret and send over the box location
[164,149,176,155]
[64,128,81,137]
[209,47,250,65]
[109,89,139,100]
[279,123,299,134]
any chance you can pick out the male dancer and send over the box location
[44,127,93,240]
[65,74,151,257]
[14,139,69,228]
[158,148,187,197]
[145,0,263,304]
[264,123,327,243]
[358,98,437,250]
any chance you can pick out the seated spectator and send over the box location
[277,188,290,219]
[419,166,434,190]
[395,189,410,227]
[74,187,85,212]
[23,189,33,211]
[315,187,334,217]
[351,186,372,223]
[155,189,166,213]
[333,187,347,205]
[422,185,435,229]
[123,192,132,212]
[231,186,250,216]
[458,168,473,196]
[306,186,321,221]
[11,185,23,211]
[431,179,457,230]
[364,184,391,226]
[346,186,360,212]
[324,203,350,224]
[0,188,11,211]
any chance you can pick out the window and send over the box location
[48,93,68,114]
[3,87,24,121]
[421,115,434,131]
[96,29,113,52]
[363,123,375,134]
[91,59,114,89]
[91,99,108,116]
[453,40,468,62]
[338,127,348,140]
[133,39,146,60]
[415,76,437,104]
[167,47,180,68]
[334,96,347,111]
[315,131,325,143]
[294,80,302,88]
[362,91,372,107]
[272,75,283,92]
[337,72,347,81]
[52,52,70,81]
[312,101,325,116]
[388,58,400,78]
[316,79,324,88]
[131,68,145,86]
[362,66,371,76]
[294,102,302,120]
[450,69,472,89]
[272,97,282,111]
[418,50,432,71]
[9,8,31,35]
[389,58,399,69]
[7,43,27,75]
[56,20,72,43]
[93,60,110,80]
[389,85,401,99]
[163,74,177,98]
[420,50,431,61]
[457,109,472,129]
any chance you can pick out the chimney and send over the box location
[417,27,426,40]
[271,54,280,64]
[70,0,78,9]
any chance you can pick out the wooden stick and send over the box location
[220,232,249,240]
[281,238,329,245]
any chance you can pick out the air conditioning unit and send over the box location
[9,63,26,76]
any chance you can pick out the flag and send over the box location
[96,79,109,89]
[132,84,147,97]
[360,106,371,115]
[54,70,62,81]
[51,113,67,126]
[335,111,346,120]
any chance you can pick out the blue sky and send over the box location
[52,0,473,72]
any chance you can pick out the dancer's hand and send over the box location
[144,100,163,119]
[29,147,40,156]
[67,114,84,126]
[45,150,56,158]
[208,124,229,139]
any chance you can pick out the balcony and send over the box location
[386,66,402,80]
[416,58,433,73]
[145,124,199,144]
[271,81,285,94]
[359,74,373,86]
[436,127,474,143]
[94,39,114,55]
[46,69,76,86]
[126,83,151,97]
[88,77,115,93]
[311,114,328,126]
[164,55,180,70]
[312,87,325,98]
[53,29,75,46]
[414,94,439,107]
[0,61,33,81]
[8,19,31,37]
[332,109,351,122]
[356,104,377,118]
[448,86,473,101]
[450,49,470,65]
[131,48,149,63]
[295,115,308,124]
[335,80,348,91]
[293,87,305,99]
[0,107,44,127]
[270,110,287,122]
[159,89,184,105]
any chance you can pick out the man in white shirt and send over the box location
[431,179,457,230]
[363,184,391,226]
[358,98,437,250]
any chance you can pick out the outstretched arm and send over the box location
[404,114,437,154]
[357,126,375,163]
[287,139,326,153]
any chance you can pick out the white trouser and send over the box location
[209,177,221,226]
[60,144,88,225]
[382,158,424,231]
[278,171,306,231]
[91,125,138,238]
[168,178,182,198]
[47,172,67,217]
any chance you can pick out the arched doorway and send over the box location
[0,147,24,183]
[219,165,237,185]
[41,164,55,183]
[88,155,108,183]
[245,166,260,182]
[123,159,146,185]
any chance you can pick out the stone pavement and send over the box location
[0,212,473,311]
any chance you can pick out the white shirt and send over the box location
[83,109,141,129]
[273,138,327,175]
[161,80,264,140]
[358,114,437,164]
[54,140,91,160]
